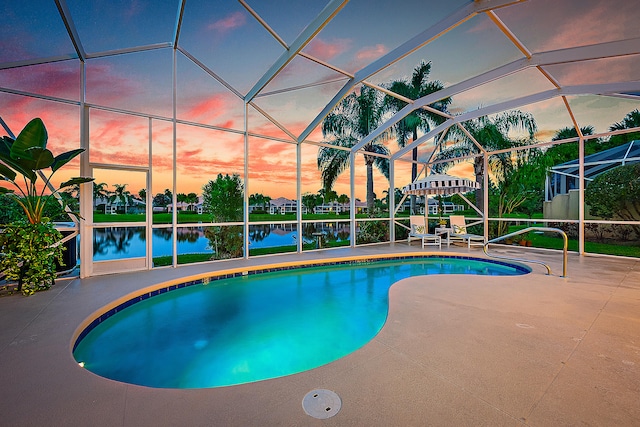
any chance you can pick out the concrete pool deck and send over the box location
[1,244,639,426]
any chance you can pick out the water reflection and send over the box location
[93,227,144,257]
[92,223,351,262]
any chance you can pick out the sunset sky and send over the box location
[1,0,639,201]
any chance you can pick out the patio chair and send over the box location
[408,215,441,249]
[449,215,485,249]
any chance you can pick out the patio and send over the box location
[1,244,638,426]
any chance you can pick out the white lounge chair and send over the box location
[408,215,441,249]
[449,215,485,248]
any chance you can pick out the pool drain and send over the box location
[302,389,341,419]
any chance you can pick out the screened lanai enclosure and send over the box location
[1,0,639,277]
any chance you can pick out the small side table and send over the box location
[312,232,323,249]
[435,227,451,248]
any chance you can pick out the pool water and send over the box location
[73,257,528,388]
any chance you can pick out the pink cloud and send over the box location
[540,3,630,52]
[546,56,639,87]
[340,44,390,74]
[185,95,226,119]
[179,92,243,129]
[304,38,351,61]
[248,142,295,161]
[90,147,148,167]
[178,148,204,158]
[495,0,636,55]
[250,124,294,141]
[207,11,246,34]
[355,44,388,62]
[86,63,141,104]
[0,61,80,100]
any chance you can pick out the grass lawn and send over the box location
[505,224,640,258]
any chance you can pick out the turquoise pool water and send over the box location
[73,257,529,388]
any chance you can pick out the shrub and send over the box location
[0,221,64,295]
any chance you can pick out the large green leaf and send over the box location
[0,136,36,181]
[26,147,55,170]
[60,177,94,189]
[11,118,48,161]
[0,162,17,181]
[52,148,85,172]
[0,136,13,151]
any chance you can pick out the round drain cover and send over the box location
[302,389,341,419]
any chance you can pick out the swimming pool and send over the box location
[73,256,529,389]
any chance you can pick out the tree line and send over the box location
[316,60,640,231]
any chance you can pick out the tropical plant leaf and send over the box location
[60,177,94,189]
[0,136,13,152]
[0,137,37,181]
[0,162,17,181]
[52,148,85,172]
[0,186,14,194]
[11,118,48,161]
[27,147,55,170]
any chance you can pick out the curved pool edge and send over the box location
[70,251,530,354]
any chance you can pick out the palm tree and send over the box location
[186,192,199,210]
[163,188,172,205]
[93,182,109,213]
[109,183,134,214]
[318,85,390,213]
[383,61,451,214]
[433,110,537,212]
[607,109,640,148]
[302,192,321,214]
[249,193,262,211]
[382,187,403,210]
[337,193,349,205]
[249,193,271,212]
[546,126,596,165]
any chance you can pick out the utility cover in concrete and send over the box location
[302,389,341,419]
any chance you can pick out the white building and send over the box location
[268,197,307,215]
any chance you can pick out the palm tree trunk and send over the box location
[411,146,418,214]
[366,156,375,213]
[474,157,484,214]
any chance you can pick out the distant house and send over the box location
[248,203,266,213]
[420,199,465,215]
[95,196,145,214]
[167,197,203,214]
[268,197,307,215]
[314,199,368,214]
[397,195,425,212]
[314,201,343,214]
[545,140,640,201]
[397,196,463,215]
[544,140,640,219]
